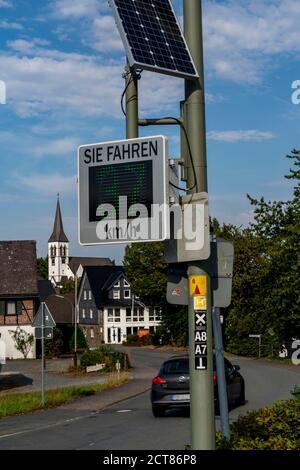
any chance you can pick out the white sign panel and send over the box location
[78,136,169,245]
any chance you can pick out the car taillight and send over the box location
[213,372,217,383]
[152,376,166,385]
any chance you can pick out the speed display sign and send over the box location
[78,136,169,245]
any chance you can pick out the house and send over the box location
[48,196,114,286]
[0,241,39,359]
[78,266,162,347]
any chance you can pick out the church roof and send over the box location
[48,197,69,243]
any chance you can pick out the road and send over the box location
[0,348,299,450]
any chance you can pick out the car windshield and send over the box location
[160,358,189,375]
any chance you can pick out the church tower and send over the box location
[48,195,70,285]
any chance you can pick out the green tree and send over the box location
[219,150,300,356]
[37,257,48,280]
[60,278,76,294]
[123,242,189,346]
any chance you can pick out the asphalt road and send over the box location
[0,348,299,450]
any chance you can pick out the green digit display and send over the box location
[89,161,153,222]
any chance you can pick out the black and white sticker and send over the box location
[194,310,207,371]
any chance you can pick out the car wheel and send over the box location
[152,406,165,418]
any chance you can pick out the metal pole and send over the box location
[184,0,215,450]
[74,275,78,368]
[125,63,139,139]
[41,302,45,406]
[259,335,262,359]
[213,307,230,441]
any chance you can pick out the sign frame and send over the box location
[78,135,169,246]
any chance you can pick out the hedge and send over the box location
[217,399,300,450]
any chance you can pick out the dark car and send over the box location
[151,354,245,417]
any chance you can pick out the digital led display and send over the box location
[89,161,153,222]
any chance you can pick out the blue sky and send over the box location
[0,0,299,263]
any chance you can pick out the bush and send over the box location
[44,328,64,358]
[126,334,140,345]
[217,399,300,450]
[69,326,87,352]
[140,334,152,346]
[80,346,128,371]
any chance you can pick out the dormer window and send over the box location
[124,279,130,287]
[114,280,120,288]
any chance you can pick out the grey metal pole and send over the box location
[184,0,215,450]
[125,64,139,139]
[213,307,230,441]
[74,275,78,368]
[184,0,208,193]
[41,302,45,406]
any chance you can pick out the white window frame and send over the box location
[84,290,87,300]
[113,290,120,300]
[88,290,92,300]
[90,309,93,319]
[82,308,86,319]
[124,289,131,299]
[90,327,94,339]
[7,301,16,315]
[124,279,130,287]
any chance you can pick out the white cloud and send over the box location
[207,130,276,142]
[89,15,123,53]
[16,172,77,195]
[203,0,300,83]
[0,0,12,7]
[51,0,102,18]
[0,20,23,30]
[0,43,183,118]
[7,38,51,54]
[31,137,80,157]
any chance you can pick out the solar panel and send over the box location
[108,0,198,80]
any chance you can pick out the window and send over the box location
[107,308,114,322]
[133,307,144,322]
[82,309,86,319]
[113,290,120,300]
[52,258,55,266]
[84,291,87,300]
[107,308,121,323]
[124,290,131,299]
[149,307,162,322]
[124,279,130,287]
[7,301,16,315]
[114,308,121,323]
[90,309,93,320]
[114,280,120,288]
[62,258,66,264]
[126,307,132,322]
[90,328,94,339]
[88,291,92,300]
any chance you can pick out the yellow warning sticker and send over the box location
[194,296,207,311]
[189,276,207,297]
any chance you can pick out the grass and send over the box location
[0,374,130,419]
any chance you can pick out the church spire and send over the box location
[48,195,69,243]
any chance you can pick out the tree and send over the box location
[37,257,48,280]
[123,242,189,346]
[9,327,34,359]
[217,150,300,356]
[60,278,76,294]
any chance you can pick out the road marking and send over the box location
[116,409,132,413]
